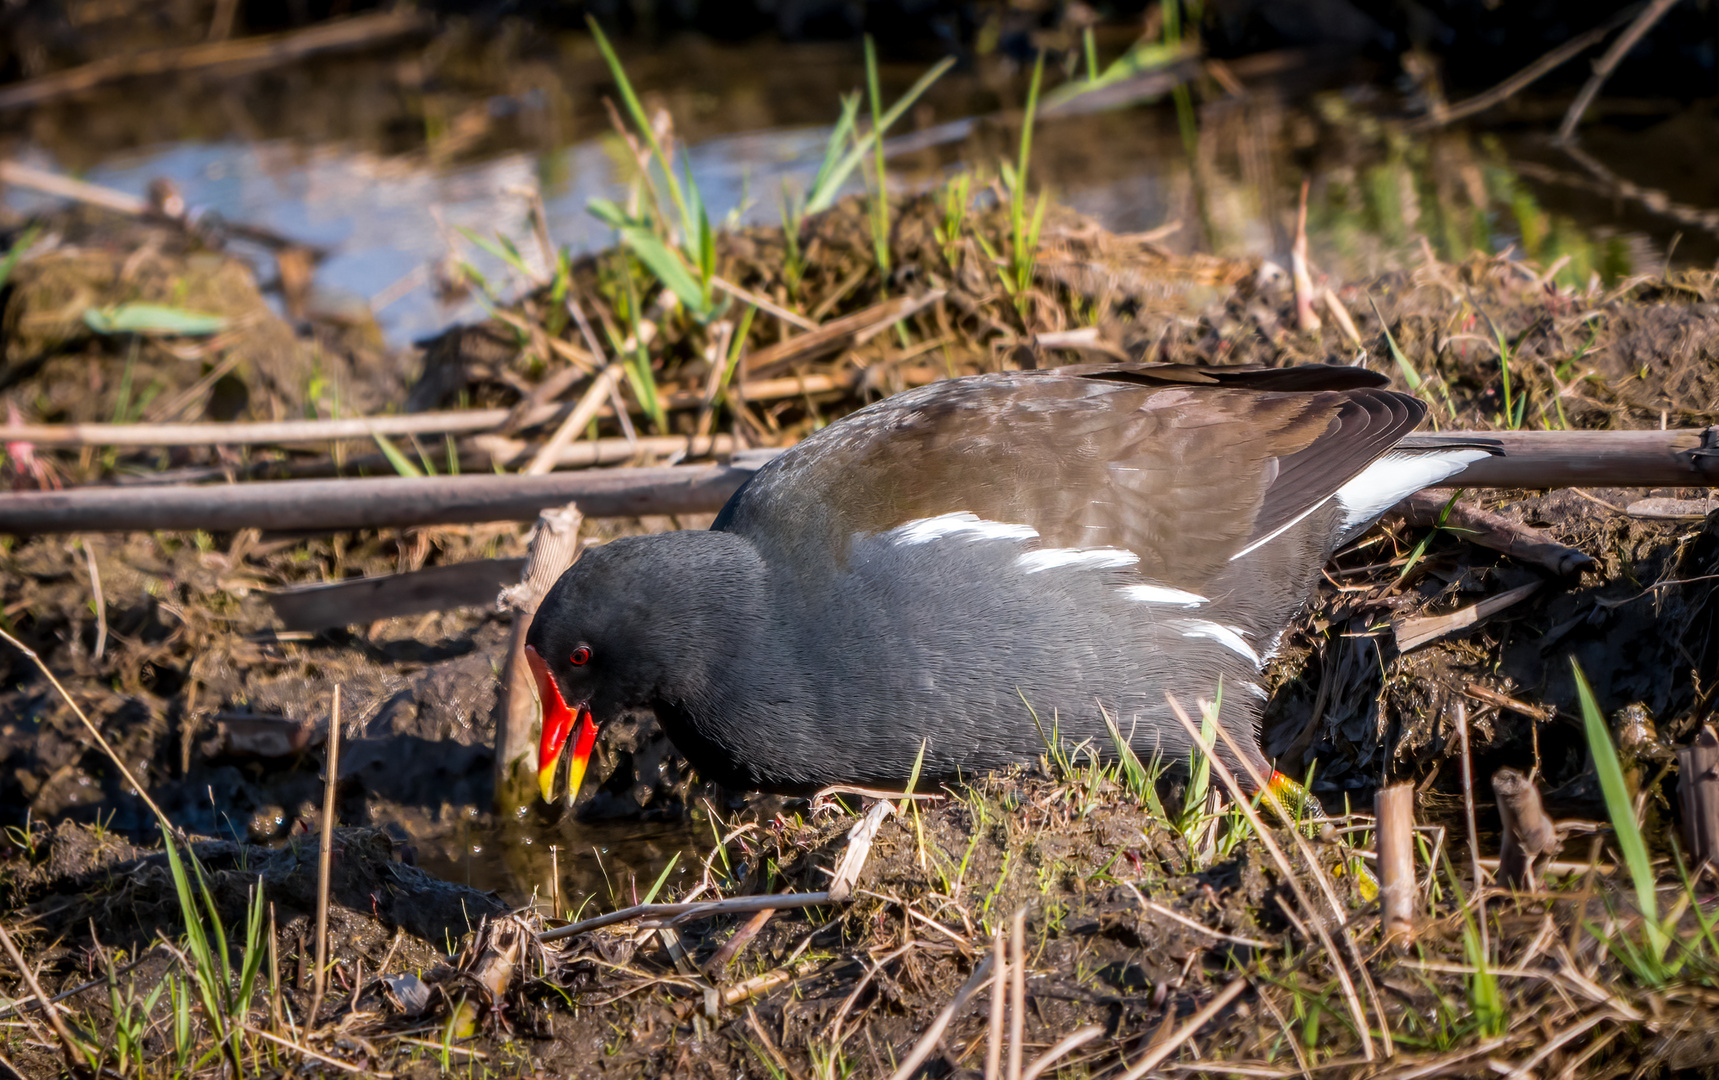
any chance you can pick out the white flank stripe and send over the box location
[1238,681,1270,701]
[1016,547,1138,573]
[1228,495,1334,562]
[1176,620,1262,666]
[1121,583,1208,607]
[893,512,1038,546]
[1335,449,1494,530]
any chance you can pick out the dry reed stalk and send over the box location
[538,892,835,944]
[1291,179,1321,333]
[883,957,997,1080]
[986,928,1006,1080]
[495,504,583,811]
[1375,783,1418,948]
[1557,0,1683,143]
[0,921,84,1076]
[1008,908,1026,1080]
[523,365,625,476]
[1166,695,1379,1061]
[309,685,342,1028]
[1454,701,1489,952]
[711,276,819,331]
[1117,977,1250,1080]
[1020,1024,1103,1080]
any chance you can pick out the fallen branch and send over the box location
[0,10,432,111]
[537,892,833,944]
[1393,581,1542,652]
[1394,491,1594,575]
[0,368,940,450]
[0,463,758,534]
[4,428,1715,536]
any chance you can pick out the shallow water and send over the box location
[5,36,1710,348]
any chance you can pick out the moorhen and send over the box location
[526,363,1495,802]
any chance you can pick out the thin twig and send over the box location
[711,276,818,331]
[1020,1024,1103,1080]
[1008,908,1026,1080]
[1455,701,1489,953]
[0,921,85,1077]
[309,685,343,1028]
[1167,696,1378,1061]
[78,539,106,662]
[0,627,170,825]
[1118,978,1250,1080]
[238,1022,389,1075]
[1410,6,1638,131]
[883,958,996,1080]
[539,892,834,944]
[986,928,1005,1080]
[1556,0,1682,143]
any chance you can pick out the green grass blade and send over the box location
[640,852,681,906]
[807,56,955,213]
[586,17,690,231]
[0,224,41,293]
[371,433,424,478]
[1573,658,1668,960]
[1365,295,1423,392]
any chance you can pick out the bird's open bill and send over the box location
[526,644,597,804]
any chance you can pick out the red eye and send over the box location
[569,645,591,666]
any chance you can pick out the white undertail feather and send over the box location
[893,512,1038,546]
[1121,584,1208,607]
[1334,449,1494,533]
[1175,620,1262,666]
[1016,547,1138,573]
[1231,448,1493,561]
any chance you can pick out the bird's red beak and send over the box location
[526,645,598,804]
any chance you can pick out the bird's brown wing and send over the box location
[715,363,1425,593]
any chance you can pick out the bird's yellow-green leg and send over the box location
[1264,770,1379,902]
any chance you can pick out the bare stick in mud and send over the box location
[496,504,583,813]
[538,892,835,944]
[1394,492,1594,576]
[986,928,1006,1080]
[1116,977,1251,1080]
[1008,908,1026,1080]
[1375,783,1418,949]
[883,956,997,1080]
[1677,726,1719,870]
[309,686,343,1029]
[4,427,1717,536]
[1455,701,1489,950]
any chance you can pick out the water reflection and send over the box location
[411,813,706,912]
[6,87,1701,349]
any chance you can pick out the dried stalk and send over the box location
[1167,695,1379,1060]
[1375,783,1418,948]
[1117,978,1250,1080]
[309,686,343,1028]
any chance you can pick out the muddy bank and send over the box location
[2,173,1719,1075]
